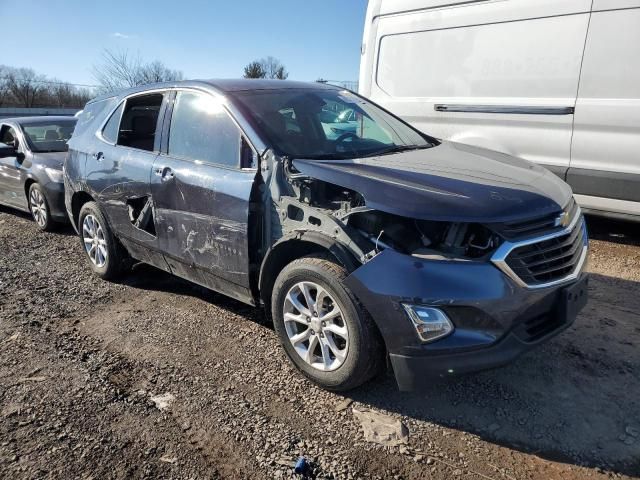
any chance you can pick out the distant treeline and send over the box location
[0,65,94,109]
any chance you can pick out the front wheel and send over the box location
[78,201,131,280]
[271,254,384,391]
[28,183,56,232]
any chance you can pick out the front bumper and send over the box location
[344,247,589,391]
[41,181,68,222]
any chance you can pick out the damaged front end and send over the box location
[264,151,588,390]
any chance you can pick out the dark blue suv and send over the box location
[64,80,589,391]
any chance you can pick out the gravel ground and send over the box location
[0,205,639,480]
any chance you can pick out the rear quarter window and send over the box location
[73,98,117,138]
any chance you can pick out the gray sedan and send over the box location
[0,116,76,230]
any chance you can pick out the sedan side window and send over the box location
[168,91,241,168]
[0,125,17,146]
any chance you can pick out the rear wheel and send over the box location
[271,254,384,391]
[78,201,131,280]
[28,183,55,232]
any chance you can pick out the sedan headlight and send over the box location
[401,304,454,343]
[44,167,63,183]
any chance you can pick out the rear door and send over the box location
[366,0,592,177]
[568,0,640,216]
[151,89,256,303]
[86,91,168,266]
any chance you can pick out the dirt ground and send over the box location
[0,205,638,480]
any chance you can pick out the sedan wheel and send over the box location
[29,187,48,228]
[82,214,108,268]
[283,281,349,372]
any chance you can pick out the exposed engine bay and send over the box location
[285,170,501,261]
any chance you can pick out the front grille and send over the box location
[504,218,585,286]
[492,199,578,240]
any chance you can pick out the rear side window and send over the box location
[102,103,124,144]
[168,91,241,168]
[110,93,164,151]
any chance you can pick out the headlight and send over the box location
[401,304,454,343]
[44,167,63,183]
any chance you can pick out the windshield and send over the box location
[232,88,433,159]
[20,119,77,153]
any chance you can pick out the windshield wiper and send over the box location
[363,145,430,158]
[287,153,353,161]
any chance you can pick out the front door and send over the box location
[151,89,256,303]
[85,92,168,267]
[0,124,26,209]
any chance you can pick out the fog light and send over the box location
[401,304,454,343]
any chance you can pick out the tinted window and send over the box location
[117,93,164,151]
[102,103,124,144]
[168,91,241,168]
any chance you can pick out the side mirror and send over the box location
[0,143,17,159]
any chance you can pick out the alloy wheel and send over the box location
[82,214,108,268]
[29,188,47,228]
[283,281,349,371]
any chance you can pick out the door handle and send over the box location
[92,151,104,161]
[156,166,174,182]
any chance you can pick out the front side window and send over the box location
[0,125,17,146]
[20,119,77,153]
[232,88,433,160]
[168,91,241,168]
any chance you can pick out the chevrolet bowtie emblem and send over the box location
[555,211,571,228]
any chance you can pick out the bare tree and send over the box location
[261,56,288,80]
[93,49,183,94]
[138,60,183,85]
[47,81,93,108]
[243,57,288,80]
[6,68,45,107]
[0,65,10,107]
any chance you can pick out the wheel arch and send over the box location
[23,177,37,201]
[257,232,360,311]
[70,190,96,228]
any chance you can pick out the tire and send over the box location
[271,254,384,391]
[28,183,56,232]
[78,201,131,280]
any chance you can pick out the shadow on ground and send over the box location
[347,273,640,476]
[118,263,640,475]
[586,214,640,246]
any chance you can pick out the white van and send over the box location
[360,0,640,220]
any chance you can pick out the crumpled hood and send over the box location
[292,141,572,223]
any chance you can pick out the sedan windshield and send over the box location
[20,119,76,153]
[231,88,433,159]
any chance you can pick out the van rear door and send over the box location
[363,0,591,178]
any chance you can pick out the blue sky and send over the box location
[0,0,368,87]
